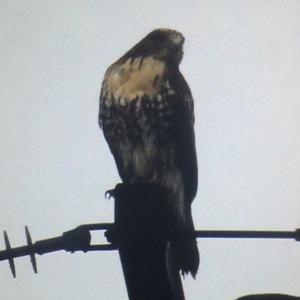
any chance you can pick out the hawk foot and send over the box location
[105,189,115,199]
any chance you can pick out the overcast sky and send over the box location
[0,1,300,299]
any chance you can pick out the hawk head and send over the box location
[122,28,185,65]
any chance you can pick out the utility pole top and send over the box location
[111,183,185,300]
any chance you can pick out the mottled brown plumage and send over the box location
[99,29,199,277]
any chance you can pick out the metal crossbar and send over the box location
[0,223,299,278]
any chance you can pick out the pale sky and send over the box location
[0,1,300,299]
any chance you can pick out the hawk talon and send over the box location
[105,189,115,199]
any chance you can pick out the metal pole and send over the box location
[112,183,184,300]
[195,229,300,240]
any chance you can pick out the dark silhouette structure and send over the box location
[237,294,300,300]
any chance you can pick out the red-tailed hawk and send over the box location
[99,28,199,277]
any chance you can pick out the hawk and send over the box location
[99,28,199,277]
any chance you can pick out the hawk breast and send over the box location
[100,56,179,183]
[101,57,166,106]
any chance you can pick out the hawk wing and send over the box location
[170,70,198,204]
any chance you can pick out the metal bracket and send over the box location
[0,223,116,277]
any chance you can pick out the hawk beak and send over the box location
[171,32,185,46]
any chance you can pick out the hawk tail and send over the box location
[173,224,199,278]
[167,210,199,279]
